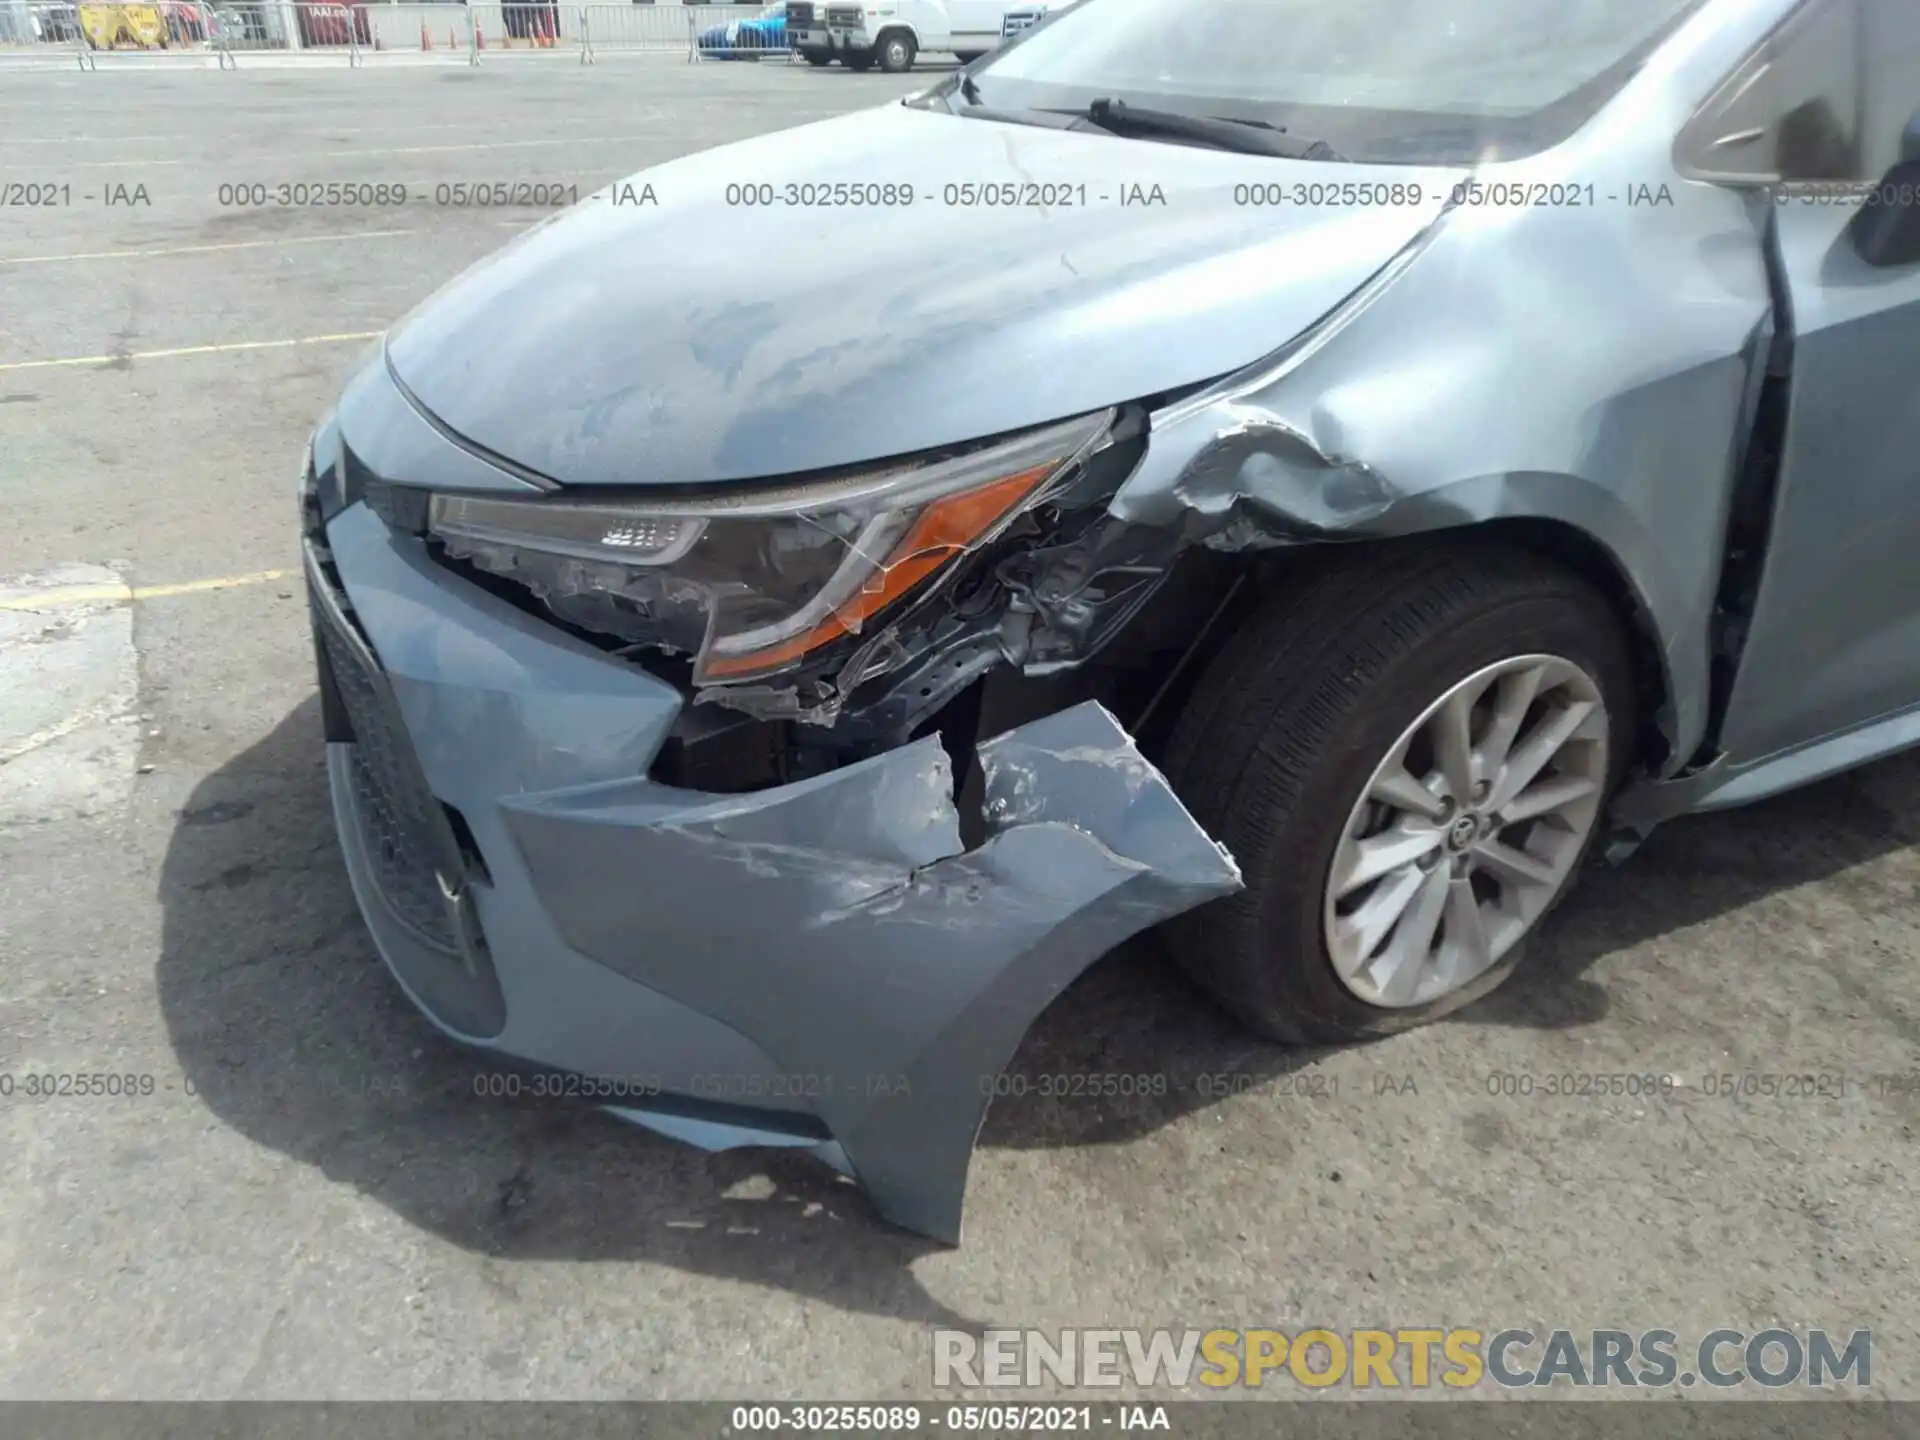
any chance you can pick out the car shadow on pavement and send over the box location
[1460,746,1920,1038]
[157,698,1920,1309]
[919,743,1920,1151]
[156,697,977,1327]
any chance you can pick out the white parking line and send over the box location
[0,332,380,374]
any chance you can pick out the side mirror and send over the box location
[1847,157,1920,268]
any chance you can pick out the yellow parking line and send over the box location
[133,570,296,602]
[0,230,418,266]
[0,332,380,374]
[0,569,292,612]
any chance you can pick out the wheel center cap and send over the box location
[1446,814,1480,851]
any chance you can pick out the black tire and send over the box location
[1160,540,1636,1046]
[874,28,913,71]
[953,49,985,62]
[843,46,873,70]
[800,45,831,64]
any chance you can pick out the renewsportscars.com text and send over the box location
[933,1327,1871,1390]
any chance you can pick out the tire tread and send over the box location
[1161,539,1629,1044]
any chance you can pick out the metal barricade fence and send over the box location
[207,3,278,51]
[292,0,378,52]
[469,1,570,54]
[573,2,698,59]
[201,2,372,59]
[1,4,83,53]
[3,0,222,57]
[221,3,474,61]
[358,2,471,54]
[684,2,791,60]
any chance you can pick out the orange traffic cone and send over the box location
[419,21,430,48]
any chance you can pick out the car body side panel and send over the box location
[500,702,1242,1242]
[1109,0,1791,776]
[1711,201,1920,766]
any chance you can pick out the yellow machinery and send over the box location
[78,3,169,48]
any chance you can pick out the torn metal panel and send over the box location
[501,700,1241,1243]
[992,511,1186,675]
[976,703,1239,880]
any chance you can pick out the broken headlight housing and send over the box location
[427,411,1113,687]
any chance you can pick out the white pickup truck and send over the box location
[804,0,1040,72]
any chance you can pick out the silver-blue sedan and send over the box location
[301,0,1920,1242]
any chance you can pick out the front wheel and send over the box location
[799,45,831,64]
[874,29,913,71]
[1160,542,1635,1045]
[842,45,873,70]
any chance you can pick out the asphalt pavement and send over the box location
[0,56,1916,1404]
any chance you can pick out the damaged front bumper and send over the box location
[310,501,1240,1243]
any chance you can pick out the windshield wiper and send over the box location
[1056,98,1342,160]
[930,76,1110,133]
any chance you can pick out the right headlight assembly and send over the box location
[427,410,1113,687]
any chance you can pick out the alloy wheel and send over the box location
[1321,654,1608,1008]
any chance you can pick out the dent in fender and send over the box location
[1105,123,1778,773]
[501,701,1242,1243]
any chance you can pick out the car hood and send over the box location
[385,103,1458,488]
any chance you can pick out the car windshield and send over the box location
[963,0,1712,164]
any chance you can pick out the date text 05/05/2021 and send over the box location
[49,177,1920,215]
[726,1405,1171,1434]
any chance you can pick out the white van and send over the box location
[819,0,1029,72]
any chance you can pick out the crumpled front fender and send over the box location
[501,701,1241,1243]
